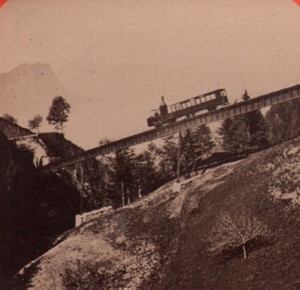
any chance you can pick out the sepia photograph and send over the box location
[1,0,300,289]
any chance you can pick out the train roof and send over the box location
[171,88,226,106]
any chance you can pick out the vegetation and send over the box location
[7,92,300,289]
[153,125,214,181]
[63,260,127,290]
[28,114,43,133]
[20,135,300,290]
[218,91,269,153]
[0,131,80,287]
[83,125,216,208]
[47,96,71,133]
[265,98,300,145]
[2,113,17,124]
[208,209,271,259]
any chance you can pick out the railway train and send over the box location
[147,89,229,127]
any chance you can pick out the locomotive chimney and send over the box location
[161,96,166,106]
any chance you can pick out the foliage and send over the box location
[265,98,300,145]
[28,114,43,133]
[208,209,271,259]
[46,96,71,133]
[181,126,214,173]
[218,116,251,153]
[132,150,159,195]
[0,131,80,280]
[110,147,160,207]
[86,127,213,208]
[85,140,163,208]
[218,91,269,153]
[2,113,17,124]
[155,135,179,180]
[155,126,214,179]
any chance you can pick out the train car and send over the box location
[147,89,228,127]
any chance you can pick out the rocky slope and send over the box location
[0,126,84,289]
[14,136,300,289]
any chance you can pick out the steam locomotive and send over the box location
[147,89,229,127]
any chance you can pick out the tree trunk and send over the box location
[80,166,84,214]
[177,131,183,182]
[242,244,247,259]
[121,182,125,207]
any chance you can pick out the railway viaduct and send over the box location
[43,84,300,172]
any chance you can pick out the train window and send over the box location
[201,96,207,102]
[181,101,190,109]
[170,105,175,112]
[195,97,201,104]
[190,98,196,106]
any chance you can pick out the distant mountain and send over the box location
[0,63,68,99]
[0,63,71,128]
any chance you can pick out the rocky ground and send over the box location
[14,137,300,289]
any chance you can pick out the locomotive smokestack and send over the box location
[161,96,166,106]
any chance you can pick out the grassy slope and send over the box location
[18,137,300,290]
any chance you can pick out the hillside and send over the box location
[14,136,300,289]
[0,126,86,289]
[0,118,33,139]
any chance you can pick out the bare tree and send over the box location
[208,209,271,259]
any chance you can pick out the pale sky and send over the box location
[1,0,300,149]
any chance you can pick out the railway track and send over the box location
[43,84,300,172]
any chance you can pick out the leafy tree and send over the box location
[28,114,43,133]
[47,96,71,133]
[2,113,17,124]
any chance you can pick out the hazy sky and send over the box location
[1,0,300,149]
